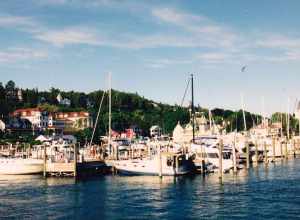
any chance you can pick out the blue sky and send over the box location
[1,0,300,115]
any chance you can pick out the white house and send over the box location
[11,108,49,129]
[150,125,162,137]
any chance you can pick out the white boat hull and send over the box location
[0,158,44,175]
[113,157,192,176]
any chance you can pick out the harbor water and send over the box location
[1,159,300,219]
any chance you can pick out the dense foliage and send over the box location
[2,80,297,143]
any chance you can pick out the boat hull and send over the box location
[0,158,44,175]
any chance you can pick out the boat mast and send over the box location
[287,97,290,139]
[108,73,112,154]
[241,93,247,132]
[191,74,195,143]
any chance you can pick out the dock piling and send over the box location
[264,142,268,164]
[219,139,223,179]
[255,140,258,164]
[43,145,47,177]
[272,138,276,162]
[74,144,77,177]
[232,138,237,173]
[246,141,250,169]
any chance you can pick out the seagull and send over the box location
[241,65,247,72]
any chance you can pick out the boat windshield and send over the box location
[223,152,231,159]
[207,153,218,158]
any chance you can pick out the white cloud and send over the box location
[0,14,36,28]
[0,48,48,63]
[257,35,300,49]
[34,29,102,47]
[196,52,231,63]
[146,58,192,68]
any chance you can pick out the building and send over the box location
[52,111,93,131]
[56,93,71,107]
[172,113,222,143]
[150,125,162,137]
[250,119,282,137]
[11,108,49,130]
[10,108,93,132]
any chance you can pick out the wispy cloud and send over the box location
[257,35,300,49]
[0,47,48,63]
[34,28,102,47]
[152,8,237,48]
[0,14,36,28]
[146,58,192,68]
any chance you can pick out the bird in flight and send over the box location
[241,66,247,72]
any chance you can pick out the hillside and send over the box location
[0,80,265,138]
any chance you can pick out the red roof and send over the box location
[11,108,42,117]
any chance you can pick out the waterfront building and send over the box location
[250,118,281,137]
[51,111,93,132]
[172,113,221,143]
[10,108,93,132]
[11,108,49,130]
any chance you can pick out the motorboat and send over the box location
[0,155,43,175]
[112,151,194,176]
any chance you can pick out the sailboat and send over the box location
[107,74,194,176]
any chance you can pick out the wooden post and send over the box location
[255,140,258,164]
[232,139,237,173]
[158,146,162,178]
[264,141,268,164]
[201,159,206,175]
[272,138,276,162]
[284,140,288,159]
[116,145,119,160]
[218,139,223,179]
[43,145,47,177]
[246,141,250,169]
[175,155,179,175]
[293,139,296,158]
[280,141,283,159]
[74,144,77,177]
[28,143,31,158]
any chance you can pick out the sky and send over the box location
[1,0,300,116]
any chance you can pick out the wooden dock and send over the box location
[44,160,110,177]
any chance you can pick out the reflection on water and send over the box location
[1,160,300,219]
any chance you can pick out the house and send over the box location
[150,125,162,137]
[56,93,71,106]
[10,108,93,133]
[250,119,282,137]
[52,111,93,131]
[172,113,222,143]
[11,108,49,130]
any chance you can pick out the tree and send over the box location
[5,80,15,91]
